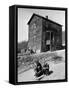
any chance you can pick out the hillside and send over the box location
[62,31,65,45]
[18,41,28,51]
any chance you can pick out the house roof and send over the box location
[27,13,62,26]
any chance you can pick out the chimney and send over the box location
[46,16,48,19]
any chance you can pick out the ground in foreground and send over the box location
[18,50,65,82]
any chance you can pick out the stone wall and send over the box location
[28,16,42,53]
[41,19,62,51]
[28,16,62,53]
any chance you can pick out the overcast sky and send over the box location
[18,8,65,43]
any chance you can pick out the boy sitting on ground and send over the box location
[43,63,49,75]
[34,60,43,77]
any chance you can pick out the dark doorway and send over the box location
[46,45,50,51]
[51,32,54,51]
[46,31,54,51]
[46,31,51,51]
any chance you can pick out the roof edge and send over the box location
[27,13,62,26]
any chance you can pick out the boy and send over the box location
[34,60,43,77]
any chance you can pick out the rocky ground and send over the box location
[18,50,65,82]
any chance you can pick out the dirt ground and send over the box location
[18,50,65,82]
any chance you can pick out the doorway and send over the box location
[46,31,54,51]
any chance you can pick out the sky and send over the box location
[18,8,65,43]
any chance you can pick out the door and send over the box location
[46,31,54,51]
[45,31,51,51]
[51,32,54,51]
